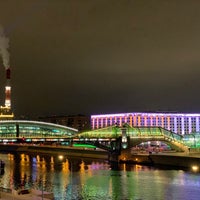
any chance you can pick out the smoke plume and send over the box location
[0,25,10,69]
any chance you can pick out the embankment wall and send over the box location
[0,144,108,160]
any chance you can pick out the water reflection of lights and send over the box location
[123,163,126,171]
[50,156,54,171]
[50,156,54,164]
[135,164,142,170]
[21,154,29,162]
[62,159,70,173]
[36,155,40,162]
[80,160,85,172]
[8,153,14,161]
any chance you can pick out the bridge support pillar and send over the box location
[118,149,132,162]
[108,137,122,162]
[108,153,119,162]
[121,125,128,149]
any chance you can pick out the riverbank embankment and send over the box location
[1,144,200,169]
[0,144,108,160]
[120,151,200,169]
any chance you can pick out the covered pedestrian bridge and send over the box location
[0,120,78,143]
[77,125,200,152]
[1,120,200,153]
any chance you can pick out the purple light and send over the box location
[91,112,200,118]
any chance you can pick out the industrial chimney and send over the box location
[5,68,11,107]
[0,26,14,120]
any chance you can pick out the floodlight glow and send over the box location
[191,165,199,172]
[58,155,64,160]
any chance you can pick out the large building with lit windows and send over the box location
[91,112,200,135]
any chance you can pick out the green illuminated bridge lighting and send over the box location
[0,120,78,142]
[78,124,200,151]
[0,121,200,152]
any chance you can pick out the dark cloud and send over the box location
[0,0,200,118]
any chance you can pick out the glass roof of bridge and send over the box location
[0,120,78,137]
[79,125,200,148]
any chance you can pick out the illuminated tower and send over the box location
[0,67,14,120]
[5,68,11,107]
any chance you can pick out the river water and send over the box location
[0,152,200,200]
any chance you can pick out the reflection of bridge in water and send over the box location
[0,120,200,161]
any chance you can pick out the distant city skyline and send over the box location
[1,0,200,119]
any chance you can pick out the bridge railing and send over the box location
[126,126,185,145]
[77,126,121,139]
[160,128,183,142]
[182,133,200,148]
[127,127,166,137]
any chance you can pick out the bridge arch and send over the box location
[126,126,187,152]
[128,138,185,152]
[78,125,192,152]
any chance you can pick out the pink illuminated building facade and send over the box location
[91,112,200,135]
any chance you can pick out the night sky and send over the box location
[1,0,200,119]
